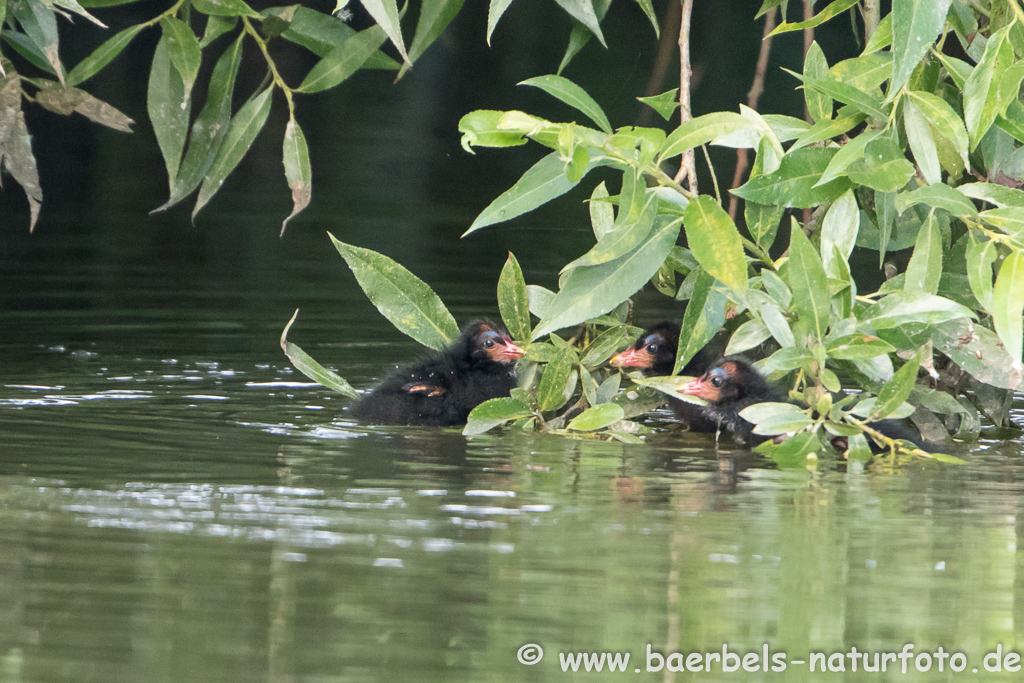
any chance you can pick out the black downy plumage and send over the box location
[677,356,939,452]
[608,322,719,432]
[352,320,525,426]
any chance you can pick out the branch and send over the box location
[728,7,777,221]
[673,0,698,193]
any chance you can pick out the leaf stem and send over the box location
[241,16,295,116]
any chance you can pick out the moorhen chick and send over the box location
[608,322,718,432]
[352,320,525,426]
[677,356,938,452]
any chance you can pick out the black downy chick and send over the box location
[352,320,525,426]
[677,356,939,452]
[609,322,721,432]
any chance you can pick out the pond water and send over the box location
[3,31,1024,683]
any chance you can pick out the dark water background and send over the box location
[3,2,1024,681]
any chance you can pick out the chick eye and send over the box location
[646,344,658,354]
[710,375,723,387]
[484,339,495,348]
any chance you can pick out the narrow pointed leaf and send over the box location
[565,194,655,270]
[893,183,978,219]
[519,74,611,133]
[567,403,624,431]
[683,195,747,297]
[870,353,921,420]
[12,0,64,84]
[399,0,464,78]
[486,0,513,44]
[464,398,533,435]
[963,26,1014,149]
[200,15,237,48]
[589,181,614,240]
[932,318,1022,390]
[907,90,969,168]
[280,115,311,235]
[820,190,858,274]
[330,236,459,350]
[904,98,941,185]
[51,0,106,26]
[361,0,409,63]
[147,36,190,193]
[637,89,679,122]
[532,224,680,340]
[903,210,941,295]
[803,41,831,122]
[890,0,951,96]
[67,23,145,86]
[788,220,830,340]
[675,270,727,373]
[992,251,1024,366]
[768,0,858,35]
[161,16,201,100]
[733,146,850,208]
[551,0,605,47]
[660,112,750,160]
[536,346,574,412]
[158,35,244,211]
[498,252,531,341]
[465,151,592,235]
[194,87,273,219]
[280,310,359,398]
[191,0,260,17]
[299,24,388,92]
[0,73,42,230]
[965,235,997,310]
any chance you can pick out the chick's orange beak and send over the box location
[494,340,526,362]
[609,346,650,368]
[677,377,715,401]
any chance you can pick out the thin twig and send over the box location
[728,7,777,221]
[862,0,880,40]
[803,0,813,123]
[673,0,698,193]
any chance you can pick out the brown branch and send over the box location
[728,8,778,221]
[638,1,682,127]
[673,0,698,193]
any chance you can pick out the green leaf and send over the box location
[526,285,556,319]
[660,112,751,161]
[276,7,395,68]
[12,0,64,83]
[280,310,359,399]
[674,270,727,373]
[161,16,201,100]
[820,190,858,275]
[567,403,625,431]
[463,397,533,435]
[498,252,531,341]
[191,0,260,17]
[732,146,851,208]
[800,75,885,119]
[869,353,921,420]
[963,26,1014,149]
[637,88,679,122]
[894,183,978,220]
[486,0,513,44]
[51,0,106,26]
[843,137,914,192]
[754,431,820,468]
[279,115,312,235]
[768,0,858,35]
[536,346,575,412]
[399,0,464,78]
[788,220,831,340]
[360,0,410,64]
[863,12,893,53]
[814,128,882,187]
[863,292,975,330]
[67,23,145,86]
[565,192,656,270]
[740,402,814,436]
[803,41,831,123]
[589,181,614,240]
[903,98,941,185]
[932,318,1023,390]
[726,318,771,355]
[959,182,1024,208]
[581,324,640,366]
[532,224,680,340]
[193,87,273,219]
[683,195,747,297]
[826,334,895,360]
[299,24,388,92]
[789,109,865,153]
[831,52,892,92]
[890,0,951,96]
[551,0,606,47]
[992,251,1024,368]
[457,109,529,152]
[147,35,190,195]
[965,235,997,310]
[519,74,611,133]
[635,0,658,37]
[329,236,459,350]
[903,211,941,295]
[157,35,244,212]
[0,73,42,230]
[906,90,969,169]
[200,15,236,48]
[631,375,704,406]
[465,151,592,235]
[980,208,1024,234]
